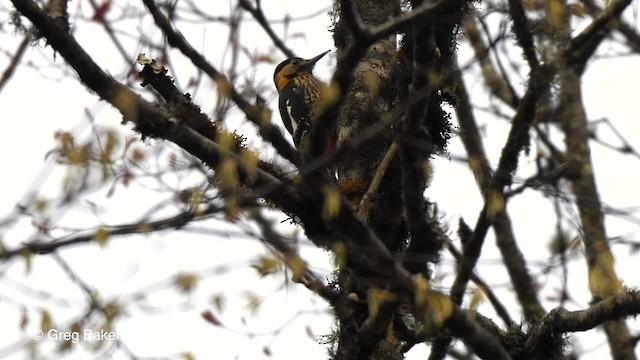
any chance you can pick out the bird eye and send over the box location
[291,59,299,65]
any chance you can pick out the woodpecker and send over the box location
[273,50,334,152]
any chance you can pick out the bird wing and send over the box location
[279,84,312,147]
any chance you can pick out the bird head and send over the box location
[273,50,330,91]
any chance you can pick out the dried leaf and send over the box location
[20,309,29,330]
[217,158,239,191]
[138,222,151,235]
[21,248,33,274]
[285,254,307,282]
[103,301,121,322]
[215,76,231,98]
[367,288,398,318]
[588,251,622,297]
[332,242,347,269]
[211,294,226,313]
[322,186,341,221]
[486,190,504,220]
[413,275,430,308]
[34,198,49,214]
[94,228,110,248]
[130,147,145,162]
[546,0,566,31]
[216,131,236,154]
[112,88,138,123]
[468,287,485,311]
[40,310,52,332]
[318,81,341,113]
[422,291,453,330]
[263,345,272,357]
[92,0,112,22]
[305,325,315,339]
[174,272,199,293]
[188,188,204,210]
[252,255,281,276]
[244,291,262,315]
[240,149,259,184]
[259,106,272,127]
[201,310,222,326]
[568,3,585,16]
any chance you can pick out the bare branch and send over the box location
[446,307,513,360]
[1,205,226,260]
[238,0,296,58]
[450,64,553,307]
[142,0,301,167]
[463,16,519,108]
[357,142,399,219]
[446,239,513,326]
[567,0,634,70]
[0,28,33,95]
[249,209,340,306]
[526,290,640,352]
[507,0,539,69]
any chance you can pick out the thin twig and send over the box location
[358,142,399,219]
[1,205,226,260]
[567,0,634,69]
[238,0,295,58]
[0,28,34,95]
[142,0,301,167]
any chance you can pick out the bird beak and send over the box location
[301,50,330,70]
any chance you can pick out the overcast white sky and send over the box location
[1,1,640,359]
